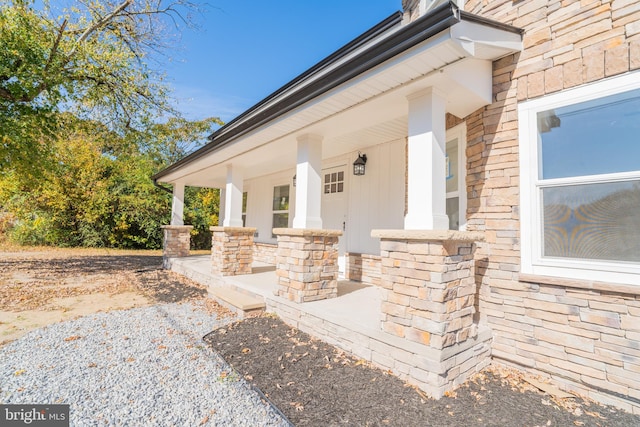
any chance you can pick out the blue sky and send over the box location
[165,0,401,123]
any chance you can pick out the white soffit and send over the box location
[159,19,522,187]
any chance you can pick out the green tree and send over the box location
[185,187,220,250]
[0,0,203,177]
[0,114,219,248]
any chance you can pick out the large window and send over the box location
[272,185,290,237]
[519,72,640,285]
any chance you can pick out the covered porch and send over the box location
[154,2,522,398]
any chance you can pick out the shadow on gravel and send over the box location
[204,316,640,427]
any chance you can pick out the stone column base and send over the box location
[273,228,342,303]
[210,227,257,276]
[372,229,487,396]
[161,225,193,268]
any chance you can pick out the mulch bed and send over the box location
[204,315,640,427]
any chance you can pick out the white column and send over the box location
[171,182,185,226]
[404,87,449,230]
[293,134,323,229]
[222,165,244,227]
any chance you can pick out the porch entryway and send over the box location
[165,254,381,331]
[321,165,348,277]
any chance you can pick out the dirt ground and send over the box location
[0,245,228,345]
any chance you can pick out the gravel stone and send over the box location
[0,302,289,427]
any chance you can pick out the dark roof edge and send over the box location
[460,10,524,35]
[154,2,522,182]
[153,10,405,182]
[209,11,404,141]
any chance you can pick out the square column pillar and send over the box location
[405,88,449,230]
[210,226,256,276]
[372,229,489,398]
[171,183,185,226]
[273,228,342,302]
[161,225,193,268]
[223,165,244,227]
[293,134,323,229]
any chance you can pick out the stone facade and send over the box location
[210,227,256,276]
[372,229,490,396]
[161,225,192,266]
[253,242,277,265]
[459,0,640,412]
[345,252,381,287]
[273,228,342,303]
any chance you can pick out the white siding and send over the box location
[243,139,405,253]
[244,169,296,244]
[347,139,406,255]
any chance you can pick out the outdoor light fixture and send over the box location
[293,174,296,187]
[353,152,367,176]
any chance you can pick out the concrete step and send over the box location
[208,287,266,318]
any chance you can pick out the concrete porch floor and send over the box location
[166,255,383,333]
[166,254,493,398]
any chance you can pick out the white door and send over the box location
[321,166,348,277]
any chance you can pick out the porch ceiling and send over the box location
[156,9,522,188]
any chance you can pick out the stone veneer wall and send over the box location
[253,242,277,265]
[373,229,491,397]
[210,227,256,276]
[460,0,640,412]
[161,225,192,267]
[273,228,341,303]
[345,253,381,287]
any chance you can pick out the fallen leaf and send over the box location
[290,402,304,412]
[64,335,82,342]
[14,369,26,376]
[584,411,606,419]
[88,363,97,368]
[126,357,135,363]
[241,348,251,354]
[199,415,209,425]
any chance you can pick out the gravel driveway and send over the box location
[0,301,289,426]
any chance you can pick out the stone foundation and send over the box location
[273,228,342,303]
[346,252,381,287]
[372,229,489,397]
[253,242,277,265]
[161,225,193,267]
[210,227,256,276]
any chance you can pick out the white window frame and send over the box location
[446,123,467,231]
[518,71,640,286]
[271,184,290,238]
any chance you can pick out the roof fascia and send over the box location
[153,1,522,183]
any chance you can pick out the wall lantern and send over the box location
[293,174,296,187]
[353,152,367,176]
